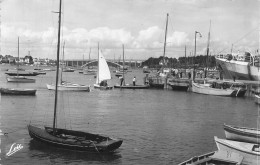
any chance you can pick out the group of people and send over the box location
[119,76,136,86]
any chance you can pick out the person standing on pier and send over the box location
[119,76,124,86]
[133,76,136,86]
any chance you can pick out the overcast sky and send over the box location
[1,0,259,60]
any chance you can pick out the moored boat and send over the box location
[93,44,113,90]
[255,95,260,104]
[28,125,123,152]
[216,52,260,81]
[114,84,149,89]
[5,71,39,76]
[223,124,260,144]
[178,150,243,165]
[191,82,238,96]
[0,88,36,95]
[47,82,90,91]
[6,76,36,83]
[147,76,165,89]
[214,136,260,165]
[62,68,75,72]
[28,0,122,153]
[168,78,190,91]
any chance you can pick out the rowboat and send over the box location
[214,136,260,165]
[223,123,260,144]
[0,88,36,95]
[178,150,243,165]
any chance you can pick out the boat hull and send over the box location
[27,125,123,153]
[216,57,260,80]
[7,77,36,83]
[148,76,165,89]
[168,78,190,91]
[191,82,237,97]
[255,95,260,104]
[0,88,36,95]
[93,84,113,90]
[46,83,90,91]
[178,150,243,165]
[214,136,260,165]
[114,85,149,89]
[224,124,260,144]
[5,72,39,76]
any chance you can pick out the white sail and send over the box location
[96,50,111,84]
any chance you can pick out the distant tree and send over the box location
[24,55,34,64]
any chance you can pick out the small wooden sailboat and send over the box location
[46,41,90,91]
[0,88,36,95]
[6,37,37,82]
[214,136,260,165]
[191,82,239,96]
[93,44,113,90]
[28,0,122,153]
[223,123,260,144]
[178,150,243,165]
[191,80,246,97]
[148,13,169,89]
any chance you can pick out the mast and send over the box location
[53,0,62,134]
[17,37,19,76]
[61,41,65,83]
[97,43,99,84]
[162,13,169,72]
[205,20,211,78]
[122,44,125,86]
[185,45,187,76]
[88,47,91,69]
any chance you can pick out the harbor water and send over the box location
[0,65,258,164]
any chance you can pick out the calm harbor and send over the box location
[0,64,258,164]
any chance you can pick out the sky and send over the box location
[1,0,260,60]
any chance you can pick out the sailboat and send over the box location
[28,0,123,152]
[6,37,36,83]
[114,44,149,89]
[148,13,169,89]
[46,41,90,91]
[83,48,97,75]
[93,44,113,90]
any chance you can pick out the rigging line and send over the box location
[217,27,258,54]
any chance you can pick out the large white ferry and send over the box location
[216,52,260,81]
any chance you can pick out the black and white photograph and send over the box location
[0,0,259,164]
